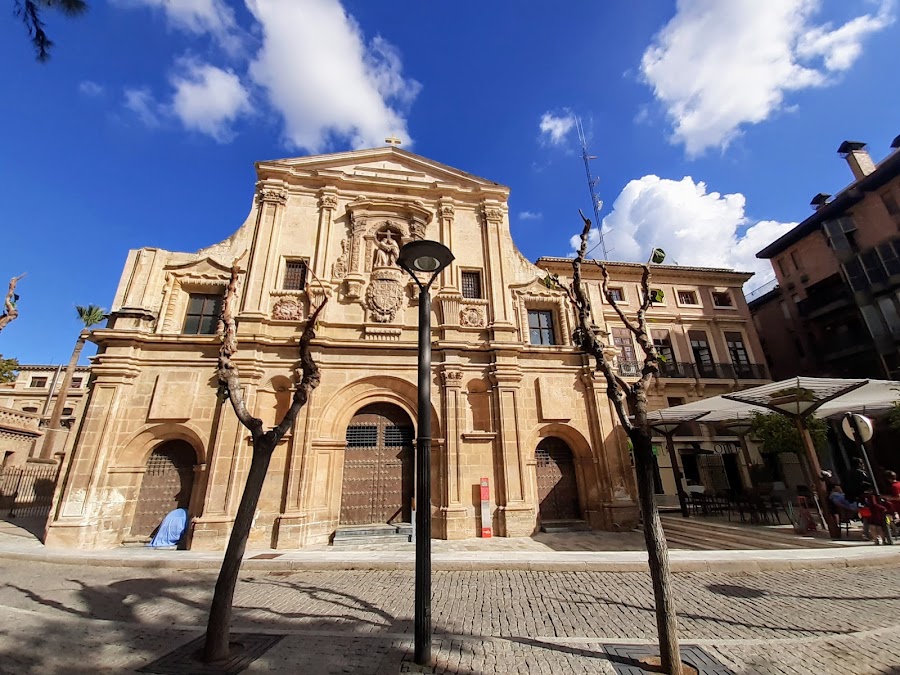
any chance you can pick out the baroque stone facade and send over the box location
[45,147,768,550]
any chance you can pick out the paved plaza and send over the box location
[0,555,899,674]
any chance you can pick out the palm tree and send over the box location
[41,304,105,459]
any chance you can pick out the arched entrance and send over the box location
[535,437,580,522]
[131,440,196,538]
[340,403,414,526]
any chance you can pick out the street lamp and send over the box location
[397,239,454,666]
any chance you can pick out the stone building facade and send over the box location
[750,137,900,380]
[45,147,768,550]
[0,364,91,464]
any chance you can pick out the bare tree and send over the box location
[204,258,327,663]
[567,212,682,674]
[0,274,26,333]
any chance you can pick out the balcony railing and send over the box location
[617,361,768,380]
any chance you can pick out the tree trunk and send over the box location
[40,331,87,459]
[631,427,682,675]
[204,436,276,662]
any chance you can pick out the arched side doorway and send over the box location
[131,440,197,539]
[339,403,414,526]
[535,437,581,522]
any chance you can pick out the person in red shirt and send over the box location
[860,483,888,545]
[885,470,900,498]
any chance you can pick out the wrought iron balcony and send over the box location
[731,362,769,380]
[657,361,693,378]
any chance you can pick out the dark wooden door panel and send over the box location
[536,439,579,521]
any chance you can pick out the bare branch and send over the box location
[633,264,661,401]
[272,298,328,440]
[217,255,262,437]
[0,274,26,333]
[568,212,634,433]
[598,262,638,334]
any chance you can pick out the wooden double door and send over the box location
[131,440,196,538]
[536,437,581,521]
[339,404,414,526]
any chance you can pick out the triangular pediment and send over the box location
[257,147,508,194]
[509,275,569,298]
[164,256,234,278]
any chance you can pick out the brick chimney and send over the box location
[838,141,875,180]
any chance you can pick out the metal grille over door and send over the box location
[536,437,580,521]
[131,440,196,539]
[340,403,414,526]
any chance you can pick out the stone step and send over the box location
[331,523,412,546]
[540,520,590,533]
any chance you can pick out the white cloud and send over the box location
[539,111,576,146]
[78,80,104,97]
[124,88,162,127]
[641,0,894,156]
[569,175,796,289]
[169,60,252,142]
[246,0,421,152]
[111,0,242,53]
[519,211,543,221]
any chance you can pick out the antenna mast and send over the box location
[576,117,609,260]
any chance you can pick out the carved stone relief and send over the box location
[332,239,349,280]
[459,305,486,328]
[365,268,405,322]
[272,297,305,321]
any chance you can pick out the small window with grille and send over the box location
[607,287,625,302]
[283,260,308,291]
[384,425,414,447]
[346,425,378,447]
[461,271,483,299]
[183,294,223,335]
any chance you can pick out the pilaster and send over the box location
[314,189,338,279]
[481,202,516,340]
[436,367,468,539]
[241,184,287,318]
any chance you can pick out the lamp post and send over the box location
[397,239,454,666]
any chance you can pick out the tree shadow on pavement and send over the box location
[705,581,900,603]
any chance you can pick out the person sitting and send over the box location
[148,507,188,548]
[828,484,858,511]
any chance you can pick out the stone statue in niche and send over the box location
[373,231,400,268]
[332,238,349,279]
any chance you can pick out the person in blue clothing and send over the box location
[148,507,188,548]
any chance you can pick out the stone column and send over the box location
[489,362,534,536]
[437,368,468,539]
[44,362,140,549]
[241,186,287,318]
[274,388,316,549]
[314,190,338,279]
[481,202,517,343]
[437,200,455,290]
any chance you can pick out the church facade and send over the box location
[44,147,767,550]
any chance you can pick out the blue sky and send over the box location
[1,0,898,365]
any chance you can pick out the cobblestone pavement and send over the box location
[0,559,898,674]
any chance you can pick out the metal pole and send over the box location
[414,286,432,665]
[663,431,689,518]
[849,414,892,545]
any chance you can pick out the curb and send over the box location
[1,545,899,573]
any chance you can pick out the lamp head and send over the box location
[398,240,454,277]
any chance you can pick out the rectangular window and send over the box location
[725,331,751,376]
[653,330,676,364]
[283,260,308,291]
[29,377,48,388]
[677,290,698,305]
[823,217,858,252]
[790,251,802,271]
[182,294,223,335]
[689,330,715,377]
[527,310,556,345]
[613,327,637,364]
[712,291,733,307]
[666,396,685,407]
[862,249,888,285]
[777,258,788,276]
[71,377,83,389]
[461,271,483,299]
[843,259,868,292]
[607,286,624,302]
[878,241,900,277]
[62,407,74,416]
